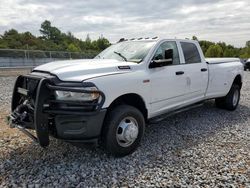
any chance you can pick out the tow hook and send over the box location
[7,111,39,143]
[7,111,28,128]
[6,101,39,143]
[8,109,28,127]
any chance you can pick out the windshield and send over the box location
[95,41,157,63]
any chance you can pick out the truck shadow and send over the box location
[2,100,250,186]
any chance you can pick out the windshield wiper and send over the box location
[114,51,127,62]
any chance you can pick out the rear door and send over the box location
[179,41,208,101]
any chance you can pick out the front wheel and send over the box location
[102,105,145,157]
[215,84,240,111]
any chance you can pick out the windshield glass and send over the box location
[95,41,157,63]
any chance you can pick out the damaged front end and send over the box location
[8,72,105,147]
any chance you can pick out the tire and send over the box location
[102,105,145,157]
[215,84,240,111]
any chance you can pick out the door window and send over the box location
[153,41,180,65]
[181,42,201,64]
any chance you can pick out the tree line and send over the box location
[0,20,110,54]
[192,36,250,59]
[0,20,249,59]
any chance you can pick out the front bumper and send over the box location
[54,110,106,140]
[9,72,106,146]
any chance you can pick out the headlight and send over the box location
[54,87,100,101]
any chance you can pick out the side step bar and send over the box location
[149,102,204,124]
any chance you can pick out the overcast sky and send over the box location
[0,0,249,47]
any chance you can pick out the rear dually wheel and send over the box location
[215,84,240,111]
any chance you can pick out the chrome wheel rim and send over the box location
[116,117,139,147]
[233,89,239,107]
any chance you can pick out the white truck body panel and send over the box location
[205,60,243,98]
[34,59,135,82]
[206,58,240,64]
[34,39,244,119]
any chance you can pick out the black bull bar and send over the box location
[8,74,105,147]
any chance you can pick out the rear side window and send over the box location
[181,42,201,64]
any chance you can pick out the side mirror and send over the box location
[165,48,173,60]
[149,49,173,68]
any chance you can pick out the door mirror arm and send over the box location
[149,48,174,68]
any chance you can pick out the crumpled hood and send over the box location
[34,59,135,81]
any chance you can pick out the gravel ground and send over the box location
[0,73,250,187]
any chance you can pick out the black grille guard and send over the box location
[9,73,106,147]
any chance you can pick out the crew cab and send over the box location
[9,38,244,156]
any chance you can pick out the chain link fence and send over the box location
[0,49,100,68]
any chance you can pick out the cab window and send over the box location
[181,42,201,64]
[153,41,180,65]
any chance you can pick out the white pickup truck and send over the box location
[9,38,243,156]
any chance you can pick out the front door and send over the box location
[149,41,189,117]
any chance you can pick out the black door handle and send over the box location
[176,71,184,75]
[201,68,207,72]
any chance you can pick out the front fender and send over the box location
[86,71,151,113]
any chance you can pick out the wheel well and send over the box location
[107,93,148,120]
[233,75,242,89]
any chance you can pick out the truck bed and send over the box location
[206,58,240,64]
[205,58,243,99]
